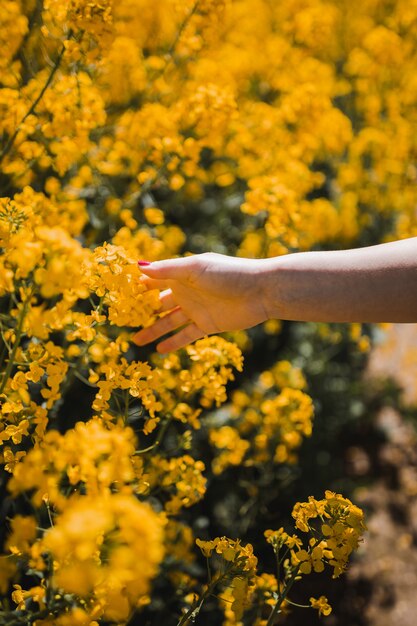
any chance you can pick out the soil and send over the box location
[343,325,417,626]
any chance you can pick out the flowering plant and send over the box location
[1,0,413,623]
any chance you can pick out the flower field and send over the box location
[1,0,416,624]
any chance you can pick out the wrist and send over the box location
[258,253,313,321]
[257,257,288,321]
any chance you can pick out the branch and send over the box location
[163,0,201,70]
[0,35,68,166]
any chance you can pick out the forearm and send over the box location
[261,237,417,323]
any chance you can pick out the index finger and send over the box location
[139,275,170,291]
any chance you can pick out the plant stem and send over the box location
[265,566,300,626]
[133,415,173,455]
[176,575,219,626]
[165,0,201,63]
[124,389,130,422]
[0,295,30,395]
[0,33,69,166]
[0,608,50,626]
[276,548,281,602]
[285,599,311,609]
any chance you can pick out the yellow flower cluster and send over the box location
[3,417,166,621]
[180,337,243,408]
[210,361,313,474]
[195,536,258,622]
[0,189,89,301]
[42,495,163,623]
[196,490,365,624]
[0,204,243,623]
[257,491,366,623]
[291,490,366,578]
[8,419,137,506]
[0,1,28,89]
[310,595,332,616]
[148,454,207,515]
[195,536,257,570]
[149,336,243,433]
[43,0,114,56]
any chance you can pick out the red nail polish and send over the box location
[138,260,151,266]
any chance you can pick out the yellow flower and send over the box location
[310,595,332,616]
[292,492,366,577]
[5,515,37,556]
[56,607,99,626]
[209,426,250,474]
[292,546,324,575]
[264,527,302,551]
[144,207,165,225]
[11,584,25,610]
[7,418,138,507]
[41,494,165,618]
[196,537,218,557]
[151,454,207,514]
[0,557,17,594]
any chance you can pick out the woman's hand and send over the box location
[133,253,270,352]
[133,237,417,353]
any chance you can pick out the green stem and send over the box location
[124,389,130,422]
[0,608,50,626]
[176,574,220,626]
[266,566,300,626]
[0,329,8,371]
[73,369,97,388]
[285,599,311,609]
[0,295,30,395]
[176,560,236,626]
[133,416,173,455]
[164,0,202,64]
[0,34,69,166]
[0,298,17,370]
[276,548,281,602]
[44,499,54,528]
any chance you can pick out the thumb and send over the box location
[138,257,193,280]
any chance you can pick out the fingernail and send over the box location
[138,260,151,267]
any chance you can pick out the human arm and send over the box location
[133,237,417,352]
[263,237,417,324]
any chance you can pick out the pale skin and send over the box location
[133,237,417,353]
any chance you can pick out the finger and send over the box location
[158,289,177,312]
[138,258,194,280]
[132,308,189,346]
[157,323,205,353]
[139,275,169,291]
